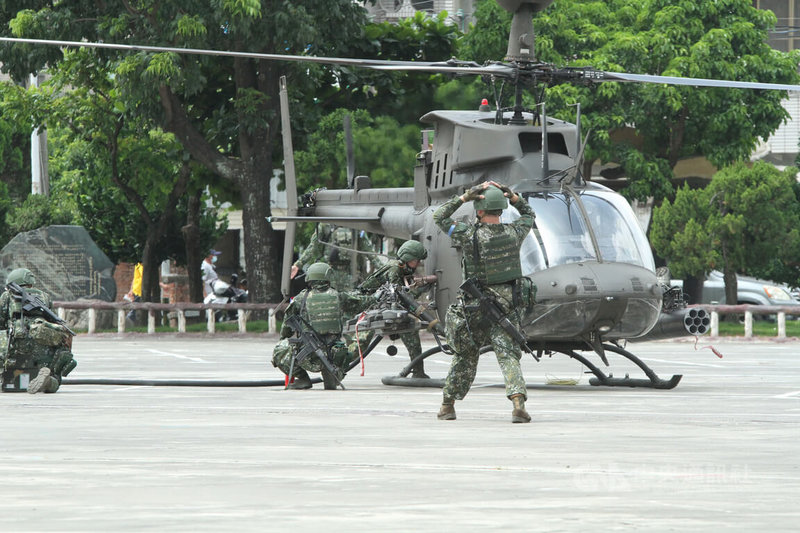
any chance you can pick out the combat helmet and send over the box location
[397,240,427,263]
[474,186,508,211]
[306,262,332,282]
[7,268,35,287]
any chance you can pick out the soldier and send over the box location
[290,223,384,290]
[358,240,431,379]
[273,262,375,389]
[0,268,77,394]
[433,181,536,423]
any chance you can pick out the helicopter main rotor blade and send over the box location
[0,36,478,71]
[594,70,800,92]
[4,37,798,92]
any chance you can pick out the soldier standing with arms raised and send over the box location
[433,181,536,423]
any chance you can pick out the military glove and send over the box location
[492,182,517,202]
[462,184,486,202]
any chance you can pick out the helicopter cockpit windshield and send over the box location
[501,190,655,274]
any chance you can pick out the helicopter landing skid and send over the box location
[382,343,681,390]
[565,343,682,390]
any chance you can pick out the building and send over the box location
[362,0,474,29]
[753,0,800,168]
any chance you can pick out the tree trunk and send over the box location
[682,274,704,305]
[238,156,281,306]
[158,82,283,305]
[182,190,204,303]
[723,268,738,306]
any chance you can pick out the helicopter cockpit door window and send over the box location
[526,194,597,267]
[500,206,547,275]
[582,191,655,271]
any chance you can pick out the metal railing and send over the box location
[53,301,280,334]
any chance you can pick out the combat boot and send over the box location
[288,369,313,390]
[437,397,456,420]
[510,394,531,423]
[28,368,59,394]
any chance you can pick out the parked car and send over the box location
[670,270,800,320]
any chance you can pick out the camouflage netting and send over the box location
[0,226,116,301]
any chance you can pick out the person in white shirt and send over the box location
[201,249,221,297]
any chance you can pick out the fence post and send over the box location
[207,309,215,334]
[711,311,719,337]
[238,309,247,333]
[269,308,277,334]
[117,310,126,333]
[744,311,753,338]
[177,310,186,333]
[778,312,786,339]
[147,310,156,334]
[88,308,97,335]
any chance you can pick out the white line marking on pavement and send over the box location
[145,349,210,363]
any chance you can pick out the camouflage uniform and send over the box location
[358,260,428,377]
[272,285,374,378]
[433,191,535,401]
[293,224,384,290]
[0,287,77,393]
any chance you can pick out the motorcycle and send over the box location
[204,274,248,322]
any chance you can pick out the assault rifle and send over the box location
[459,277,539,361]
[6,282,76,336]
[284,313,345,390]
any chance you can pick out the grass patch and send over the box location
[716,319,800,337]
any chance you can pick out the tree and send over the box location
[652,162,800,304]
[41,50,224,303]
[525,0,800,205]
[0,82,32,246]
[0,1,372,304]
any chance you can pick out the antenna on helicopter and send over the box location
[344,113,355,189]
[343,112,360,279]
[540,102,549,182]
[570,102,582,158]
[279,76,298,299]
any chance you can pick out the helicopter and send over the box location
[270,0,800,389]
[3,0,799,389]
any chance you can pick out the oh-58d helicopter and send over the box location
[271,0,800,390]
[5,0,800,389]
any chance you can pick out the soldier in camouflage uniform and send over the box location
[433,181,536,423]
[358,240,431,379]
[290,223,384,290]
[273,262,375,389]
[0,268,77,394]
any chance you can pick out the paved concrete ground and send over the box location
[1,334,798,532]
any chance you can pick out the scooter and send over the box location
[204,274,248,322]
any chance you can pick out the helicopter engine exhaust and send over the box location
[631,306,710,343]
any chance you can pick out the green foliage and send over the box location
[458,0,512,63]
[5,189,79,236]
[652,162,800,284]
[525,0,800,202]
[294,108,419,193]
[0,82,32,207]
[651,184,714,278]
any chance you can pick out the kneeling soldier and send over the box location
[272,262,374,389]
[0,268,77,394]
